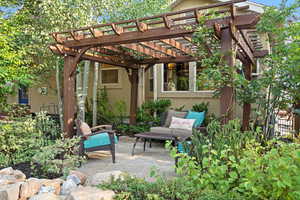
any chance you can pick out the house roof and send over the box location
[170,0,265,13]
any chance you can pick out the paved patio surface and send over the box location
[78,136,176,181]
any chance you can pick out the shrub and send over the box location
[169,119,300,200]
[85,87,127,126]
[99,175,243,200]
[32,136,85,177]
[0,112,84,178]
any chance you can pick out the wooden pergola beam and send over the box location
[60,14,259,48]
[229,22,255,64]
[121,44,162,58]
[140,42,178,57]
[49,45,137,69]
[140,56,197,64]
[160,38,193,55]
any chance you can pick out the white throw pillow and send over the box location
[169,117,195,131]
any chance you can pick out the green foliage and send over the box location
[0,112,83,178]
[118,99,171,136]
[167,119,300,200]
[99,175,242,200]
[0,112,60,166]
[192,102,209,113]
[32,137,84,177]
[0,103,30,118]
[0,17,32,103]
[192,1,300,136]
[85,87,127,126]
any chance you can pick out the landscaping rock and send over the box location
[0,182,22,200]
[66,175,81,185]
[60,179,77,195]
[0,167,26,181]
[0,167,26,185]
[0,175,19,185]
[65,186,115,200]
[19,178,42,200]
[29,193,61,200]
[69,171,87,185]
[41,179,63,195]
[87,171,125,186]
[39,185,56,194]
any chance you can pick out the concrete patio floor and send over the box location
[78,136,176,181]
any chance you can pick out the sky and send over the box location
[251,0,295,6]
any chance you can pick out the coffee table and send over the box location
[131,132,188,156]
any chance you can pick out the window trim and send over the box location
[99,67,122,88]
[161,62,215,94]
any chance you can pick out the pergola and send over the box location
[50,0,268,137]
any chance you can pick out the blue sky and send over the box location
[251,0,295,6]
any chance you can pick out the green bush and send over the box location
[169,119,300,200]
[85,87,127,126]
[99,175,242,200]
[32,136,84,177]
[0,112,84,178]
[0,116,45,166]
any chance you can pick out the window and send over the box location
[163,63,189,91]
[101,69,119,84]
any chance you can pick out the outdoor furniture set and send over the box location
[76,109,206,163]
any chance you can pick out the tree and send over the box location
[193,0,300,137]
[0,16,32,104]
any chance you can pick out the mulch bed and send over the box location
[1,162,62,179]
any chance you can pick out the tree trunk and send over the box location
[92,62,100,126]
[76,61,90,122]
[56,62,64,131]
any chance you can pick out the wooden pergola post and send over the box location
[129,69,139,125]
[63,55,76,137]
[242,60,252,131]
[220,27,235,124]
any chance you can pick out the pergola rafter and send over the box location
[50,0,269,137]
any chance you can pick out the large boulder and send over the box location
[65,186,115,200]
[29,193,61,200]
[87,171,125,186]
[0,182,22,200]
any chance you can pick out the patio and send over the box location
[78,136,176,181]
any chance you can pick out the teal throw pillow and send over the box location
[185,111,205,128]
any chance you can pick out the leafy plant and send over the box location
[99,174,243,200]
[32,136,85,177]
[85,87,127,127]
[0,112,61,167]
[167,119,300,200]
[192,102,209,113]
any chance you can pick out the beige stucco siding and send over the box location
[7,75,59,113]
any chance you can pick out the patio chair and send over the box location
[75,119,117,163]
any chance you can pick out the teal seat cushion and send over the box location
[185,111,205,128]
[177,141,192,153]
[83,132,118,149]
